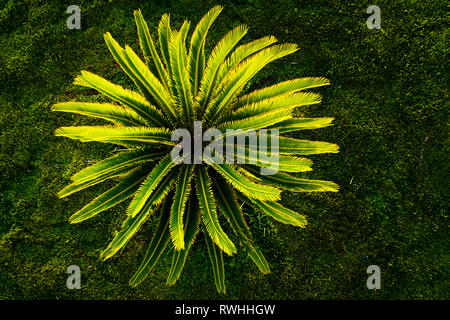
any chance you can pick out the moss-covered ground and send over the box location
[0,0,448,299]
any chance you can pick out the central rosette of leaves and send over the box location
[52,6,339,293]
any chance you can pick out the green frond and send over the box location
[121,44,178,125]
[187,5,223,96]
[177,20,191,67]
[252,199,307,227]
[104,32,178,126]
[204,229,226,294]
[205,43,299,121]
[236,77,330,109]
[214,179,251,240]
[54,126,175,147]
[104,33,171,118]
[195,167,236,256]
[73,70,166,126]
[158,13,174,91]
[100,169,177,261]
[243,165,340,192]
[215,36,278,91]
[245,134,339,155]
[220,92,322,123]
[127,155,177,218]
[129,197,172,286]
[170,27,195,124]
[205,160,281,201]
[167,196,201,286]
[69,167,147,223]
[134,9,169,90]
[219,136,314,172]
[170,165,194,250]
[58,166,134,199]
[214,179,270,274]
[216,109,292,132]
[269,117,335,133]
[70,148,162,185]
[52,102,148,126]
[196,24,248,115]
[277,136,340,155]
[231,151,313,173]
[241,240,270,274]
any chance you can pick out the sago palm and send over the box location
[53,6,339,293]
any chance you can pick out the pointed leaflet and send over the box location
[197,25,248,115]
[167,196,201,286]
[74,71,166,126]
[127,154,177,218]
[134,9,169,90]
[187,5,222,96]
[235,77,330,109]
[69,167,147,223]
[170,24,195,124]
[204,229,226,293]
[195,167,236,256]
[52,102,147,126]
[100,169,177,260]
[170,165,194,250]
[129,197,172,286]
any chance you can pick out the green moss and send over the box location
[0,0,448,299]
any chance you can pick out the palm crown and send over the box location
[53,6,339,293]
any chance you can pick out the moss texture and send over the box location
[0,0,448,299]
